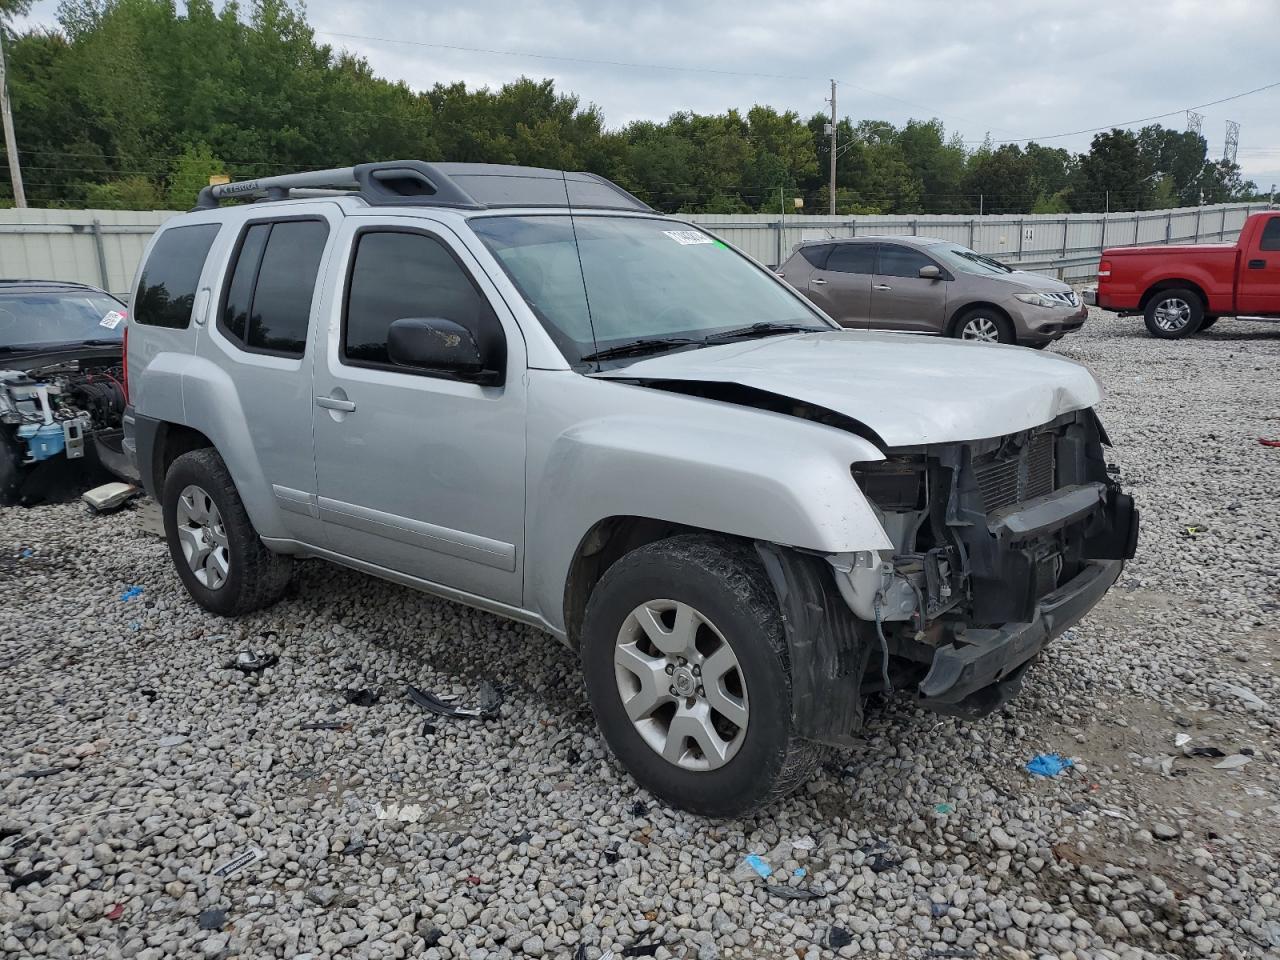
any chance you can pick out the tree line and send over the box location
[1,0,1262,214]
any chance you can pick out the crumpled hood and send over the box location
[593,331,1101,448]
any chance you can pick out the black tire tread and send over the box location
[1143,287,1203,339]
[164,448,291,616]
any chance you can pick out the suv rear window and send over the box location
[221,219,329,356]
[134,224,220,328]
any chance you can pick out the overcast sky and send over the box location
[18,0,1280,190]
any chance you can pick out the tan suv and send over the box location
[777,235,1087,347]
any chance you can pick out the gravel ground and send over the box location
[2,309,1278,960]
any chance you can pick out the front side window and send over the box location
[470,215,830,364]
[1260,216,1280,252]
[134,224,220,328]
[826,243,877,275]
[877,244,940,279]
[220,219,328,356]
[343,230,504,370]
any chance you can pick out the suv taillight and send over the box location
[1097,258,1112,280]
[122,325,130,403]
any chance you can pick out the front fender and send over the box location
[524,373,891,631]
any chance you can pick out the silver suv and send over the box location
[125,161,1137,815]
[777,236,1088,346]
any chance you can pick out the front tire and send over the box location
[1144,288,1203,339]
[580,534,820,816]
[953,307,1015,344]
[162,448,292,616]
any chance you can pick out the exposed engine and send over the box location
[0,359,127,465]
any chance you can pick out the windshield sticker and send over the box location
[99,310,126,329]
[663,229,713,246]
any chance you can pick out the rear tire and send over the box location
[1143,288,1203,339]
[162,448,292,616]
[953,307,1015,344]
[0,434,21,506]
[580,534,820,816]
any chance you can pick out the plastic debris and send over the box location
[119,586,144,601]
[869,853,899,873]
[229,651,278,673]
[1214,754,1252,770]
[1174,733,1192,747]
[343,688,380,707]
[1189,746,1227,758]
[793,867,806,878]
[766,883,823,901]
[375,802,423,823]
[300,721,348,731]
[934,802,955,814]
[620,945,662,958]
[406,681,502,719]
[1026,753,1074,777]
[931,902,949,918]
[828,927,855,949]
[157,734,188,748]
[19,767,63,779]
[742,854,772,879]
[9,869,53,889]
[791,835,816,851]
[1221,683,1268,710]
[104,903,124,921]
[212,846,266,879]
[465,875,481,886]
[197,908,227,930]
[423,928,444,948]
[604,838,622,864]
[82,481,141,513]
[1180,522,1210,538]
[1258,437,1280,448]
[628,800,648,817]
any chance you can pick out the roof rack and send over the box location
[194,160,652,213]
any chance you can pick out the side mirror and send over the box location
[919,265,942,280]
[387,317,500,384]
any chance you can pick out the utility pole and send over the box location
[0,24,26,208]
[978,195,983,217]
[828,79,837,215]
[1105,190,1110,215]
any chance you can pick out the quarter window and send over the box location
[826,243,877,275]
[1260,216,1280,252]
[134,224,220,328]
[343,230,504,371]
[877,244,938,279]
[798,245,831,268]
[220,219,328,357]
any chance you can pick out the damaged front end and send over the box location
[760,409,1138,746]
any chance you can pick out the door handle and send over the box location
[811,278,828,285]
[315,396,356,412]
[874,284,892,291]
[1248,259,1266,269]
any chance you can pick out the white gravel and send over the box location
[2,309,1278,960]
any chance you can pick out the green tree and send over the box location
[85,174,163,209]
[963,144,1035,214]
[1067,129,1154,212]
[166,142,224,208]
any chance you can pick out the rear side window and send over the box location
[134,224,219,328]
[220,219,329,357]
[343,230,503,370]
[1260,216,1280,252]
[877,244,937,278]
[826,243,877,275]
[798,245,831,268]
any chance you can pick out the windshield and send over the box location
[0,290,126,350]
[931,244,1016,276]
[469,215,831,364]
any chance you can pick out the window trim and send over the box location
[133,223,221,329]
[339,224,508,384]
[1259,216,1280,252]
[215,214,330,359]
[874,242,953,281]
[824,241,879,276]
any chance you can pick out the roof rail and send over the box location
[195,160,484,211]
[194,160,653,213]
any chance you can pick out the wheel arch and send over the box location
[947,300,1013,336]
[147,421,215,501]
[1139,279,1207,312]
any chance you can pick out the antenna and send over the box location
[1223,120,1240,165]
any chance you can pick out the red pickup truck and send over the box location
[1088,210,1280,338]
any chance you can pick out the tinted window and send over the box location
[221,220,327,356]
[344,230,502,369]
[826,243,876,275]
[134,224,219,328]
[878,244,938,278]
[798,245,831,268]
[1260,216,1280,252]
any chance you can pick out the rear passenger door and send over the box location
[198,206,339,545]
[310,218,527,607]
[804,242,875,328]
[868,243,949,334]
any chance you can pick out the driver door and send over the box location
[310,218,528,606]
[868,243,949,334]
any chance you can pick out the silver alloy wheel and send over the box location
[175,484,230,590]
[613,599,749,771]
[961,315,1001,342]
[1152,296,1192,332]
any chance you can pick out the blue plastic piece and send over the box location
[1026,753,1073,777]
[743,854,772,878]
[119,586,144,602]
[17,422,66,461]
